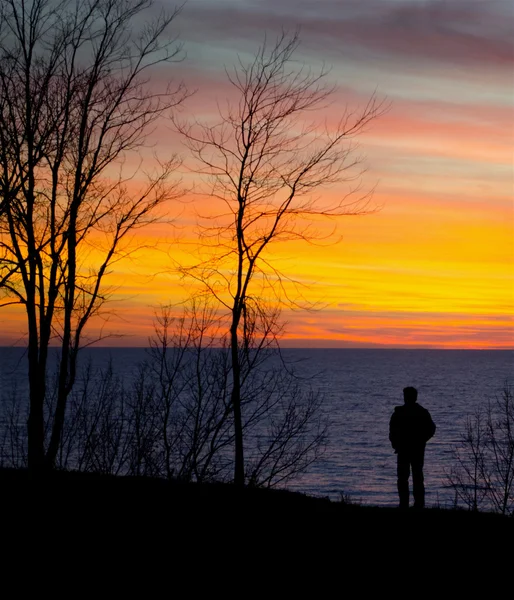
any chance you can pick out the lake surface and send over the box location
[1,347,512,507]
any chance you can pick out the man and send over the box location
[389,387,436,509]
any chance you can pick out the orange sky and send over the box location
[1,0,513,349]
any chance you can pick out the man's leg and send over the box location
[412,447,425,509]
[397,452,410,509]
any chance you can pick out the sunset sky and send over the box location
[1,0,513,348]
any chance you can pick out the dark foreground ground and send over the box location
[1,467,512,583]
[2,467,511,533]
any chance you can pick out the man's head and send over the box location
[403,386,418,405]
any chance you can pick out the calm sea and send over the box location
[1,347,512,507]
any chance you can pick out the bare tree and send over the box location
[482,383,514,515]
[144,301,235,482]
[447,381,514,515]
[0,0,186,471]
[0,297,328,487]
[447,408,489,511]
[141,299,328,486]
[175,32,384,485]
[245,372,327,488]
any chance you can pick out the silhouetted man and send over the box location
[389,387,436,509]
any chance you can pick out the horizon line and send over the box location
[0,345,512,351]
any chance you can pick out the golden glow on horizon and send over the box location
[2,184,511,349]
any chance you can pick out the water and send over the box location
[1,347,512,507]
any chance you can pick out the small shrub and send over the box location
[447,381,514,516]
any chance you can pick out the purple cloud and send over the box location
[179,0,513,70]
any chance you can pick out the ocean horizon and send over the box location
[1,347,513,507]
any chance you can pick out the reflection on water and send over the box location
[1,347,512,506]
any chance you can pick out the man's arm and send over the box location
[389,411,399,451]
[425,410,436,441]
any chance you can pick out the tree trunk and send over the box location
[231,322,245,486]
[27,297,45,472]
[27,376,45,472]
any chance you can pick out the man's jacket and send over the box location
[389,403,436,453]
